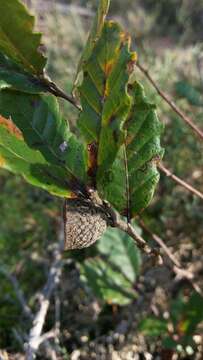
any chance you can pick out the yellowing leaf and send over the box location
[0,154,5,167]
[78,21,137,186]
[97,81,164,218]
[74,0,110,88]
[0,115,23,139]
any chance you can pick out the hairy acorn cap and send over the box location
[64,198,107,250]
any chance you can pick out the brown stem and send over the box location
[159,163,203,200]
[105,204,163,264]
[103,199,202,294]
[136,61,203,141]
[139,219,181,268]
[119,220,156,254]
[40,77,81,111]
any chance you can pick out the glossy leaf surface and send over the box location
[0,116,72,196]
[0,91,88,194]
[97,81,164,217]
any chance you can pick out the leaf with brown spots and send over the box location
[77,20,137,185]
[87,142,98,185]
[97,81,164,218]
[74,0,110,89]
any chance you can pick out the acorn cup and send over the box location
[64,198,107,250]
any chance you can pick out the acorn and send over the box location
[64,198,107,250]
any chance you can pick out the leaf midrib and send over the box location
[0,142,70,187]
[0,26,36,74]
[20,112,78,180]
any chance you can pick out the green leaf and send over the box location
[175,81,203,107]
[78,20,137,182]
[0,116,72,197]
[171,292,203,336]
[184,293,203,335]
[0,0,46,75]
[0,52,46,93]
[97,81,164,217]
[74,0,110,88]
[162,337,179,350]
[0,90,88,191]
[138,317,168,337]
[97,227,141,283]
[80,258,136,306]
[79,227,140,305]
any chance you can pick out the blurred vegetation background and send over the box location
[0,0,203,359]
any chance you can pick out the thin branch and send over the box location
[138,219,181,268]
[54,290,61,345]
[35,329,56,348]
[0,264,58,358]
[119,221,162,261]
[40,77,81,111]
[104,199,201,294]
[136,61,203,141]
[138,218,202,295]
[105,204,163,264]
[0,265,34,320]
[25,228,64,360]
[159,162,203,200]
